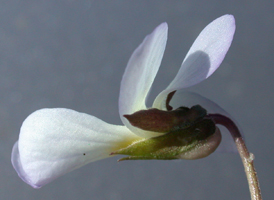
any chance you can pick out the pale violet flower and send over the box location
[11,15,235,188]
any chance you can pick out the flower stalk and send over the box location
[208,114,262,200]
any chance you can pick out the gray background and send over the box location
[1,0,273,200]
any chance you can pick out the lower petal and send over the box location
[11,108,141,188]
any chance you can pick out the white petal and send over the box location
[119,23,168,138]
[11,108,140,188]
[153,15,235,109]
[168,91,238,153]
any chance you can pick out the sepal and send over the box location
[111,119,221,161]
[124,105,207,133]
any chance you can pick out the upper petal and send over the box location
[119,23,168,138]
[11,108,141,188]
[153,15,235,109]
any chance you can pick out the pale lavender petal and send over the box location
[11,108,140,188]
[153,15,235,110]
[119,23,168,138]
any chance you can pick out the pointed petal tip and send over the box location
[222,14,234,19]
[223,14,235,22]
[152,22,168,40]
[158,22,168,30]
[218,14,236,30]
[149,22,168,43]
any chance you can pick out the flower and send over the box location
[11,15,235,188]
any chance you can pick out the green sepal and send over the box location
[111,118,216,161]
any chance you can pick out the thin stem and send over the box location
[208,114,262,200]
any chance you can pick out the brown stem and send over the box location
[208,114,262,200]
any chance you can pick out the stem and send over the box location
[208,114,262,200]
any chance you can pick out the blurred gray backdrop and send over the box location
[1,0,273,200]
